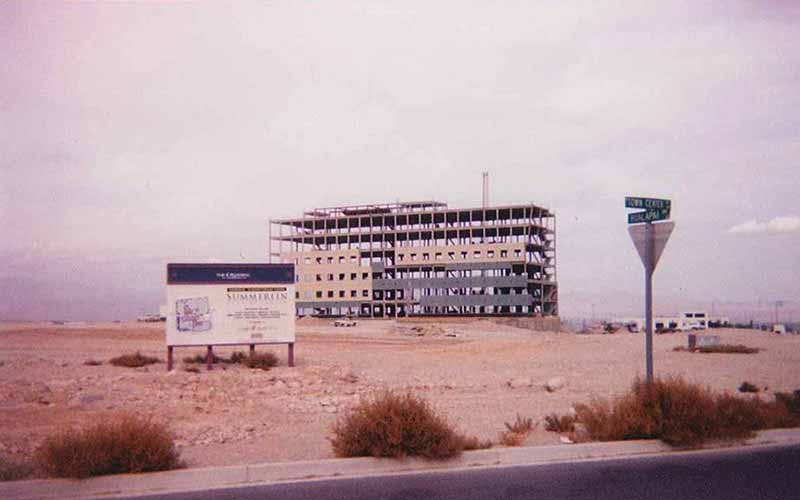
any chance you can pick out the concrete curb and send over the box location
[3,428,799,499]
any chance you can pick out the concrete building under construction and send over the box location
[269,198,557,318]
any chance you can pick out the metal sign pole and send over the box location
[627,196,674,385]
[644,222,654,383]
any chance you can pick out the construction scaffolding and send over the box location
[269,200,557,318]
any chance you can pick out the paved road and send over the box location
[131,444,800,500]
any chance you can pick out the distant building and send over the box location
[615,311,730,332]
[269,200,557,318]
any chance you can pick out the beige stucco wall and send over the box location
[281,249,373,303]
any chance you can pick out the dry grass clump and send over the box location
[242,352,278,370]
[109,352,160,368]
[183,353,221,364]
[673,344,760,354]
[573,377,800,447]
[331,391,479,459]
[0,455,35,481]
[499,414,536,447]
[461,435,493,451]
[181,351,275,370]
[35,414,182,478]
[544,413,577,433]
[182,352,247,365]
[775,390,800,415]
[229,351,248,364]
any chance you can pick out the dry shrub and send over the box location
[576,377,718,446]
[461,436,493,451]
[243,352,278,370]
[505,414,535,434]
[738,381,759,393]
[500,431,527,447]
[711,395,763,440]
[109,352,159,368]
[229,351,248,364]
[331,391,474,459]
[544,413,576,433]
[183,351,249,365]
[674,345,759,354]
[698,344,760,354]
[83,359,103,366]
[182,353,219,364]
[0,455,34,481]
[775,390,800,416]
[36,414,182,478]
[498,414,536,447]
[574,377,800,447]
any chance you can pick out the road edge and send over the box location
[2,428,799,499]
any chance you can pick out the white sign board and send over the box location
[165,263,295,347]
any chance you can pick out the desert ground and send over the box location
[1,319,799,469]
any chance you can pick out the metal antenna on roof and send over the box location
[482,172,489,208]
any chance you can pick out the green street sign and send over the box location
[628,208,670,224]
[625,197,671,210]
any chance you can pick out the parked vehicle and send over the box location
[334,317,357,327]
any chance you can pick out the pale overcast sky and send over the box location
[1,1,799,321]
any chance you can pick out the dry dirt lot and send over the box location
[1,319,799,469]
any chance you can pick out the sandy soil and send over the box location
[1,320,799,468]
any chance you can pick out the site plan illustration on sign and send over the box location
[175,297,212,333]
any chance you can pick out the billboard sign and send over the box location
[166,263,295,347]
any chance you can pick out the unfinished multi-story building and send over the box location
[269,200,557,318]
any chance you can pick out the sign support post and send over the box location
[626,197,674,384]
[644,222,654,382]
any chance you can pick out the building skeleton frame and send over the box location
[268,201,557,318]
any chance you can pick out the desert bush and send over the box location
[498,414,536,447]
[461,436,493,450]
[711,395,763,440]
[775,390,800,416]
[576,377,719,446]
[505,414,535,435]
[544,413,577,433]
[698,344,760,354]
[109,352,159,368]
[573,377,800,447]
[183,354,213,364]
[0,455,34,481]
[183,351,250,365]
[229,351,248,364]
[36,414,182,478]
[83,359,103,366]
[331,391,474,459]
[500,431,527,447]
[243,352,278,370]
[674,345,759,354]
[739,381,759,393]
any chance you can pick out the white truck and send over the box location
[334,317,357,327]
